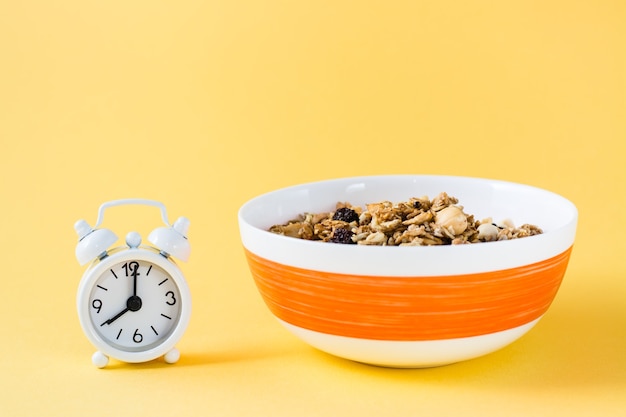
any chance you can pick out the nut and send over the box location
[360,231,387,245]
[434,205,468,235]
[477,223,499,242]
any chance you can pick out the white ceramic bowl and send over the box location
[238,175,577,367]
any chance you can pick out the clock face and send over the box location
[87,258,182,352]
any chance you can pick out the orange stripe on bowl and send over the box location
[244,246,572,340]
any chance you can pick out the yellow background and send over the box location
[1,1,624,416]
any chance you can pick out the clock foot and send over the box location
[164,348,180,364]
[92,351,109,368]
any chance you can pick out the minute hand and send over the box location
[130,261,140,297]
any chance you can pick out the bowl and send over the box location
[238,175,577,367]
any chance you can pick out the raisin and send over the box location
[332,207,359,223]
[330,228,356,244]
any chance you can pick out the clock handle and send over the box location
[76,199,190,264]
[94,199,172,228]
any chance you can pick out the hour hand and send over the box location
[100,307,129,326]
[100,295,142,326]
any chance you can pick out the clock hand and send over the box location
[130,261,139,297]
[101,307,129,326]
[100,295,143,326]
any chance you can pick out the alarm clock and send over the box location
[74,199,191,368]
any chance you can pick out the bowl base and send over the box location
[277,317,542,368]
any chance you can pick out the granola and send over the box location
[268,192,542,246]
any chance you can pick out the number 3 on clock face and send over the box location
[88,259,182,351]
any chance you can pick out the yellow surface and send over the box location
[1,1,624,415]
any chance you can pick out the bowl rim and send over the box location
[238,175,578,275]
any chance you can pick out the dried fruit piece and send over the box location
[332,207,359,223]
[330,228,356,244]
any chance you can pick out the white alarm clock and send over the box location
[74,199,191,368]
